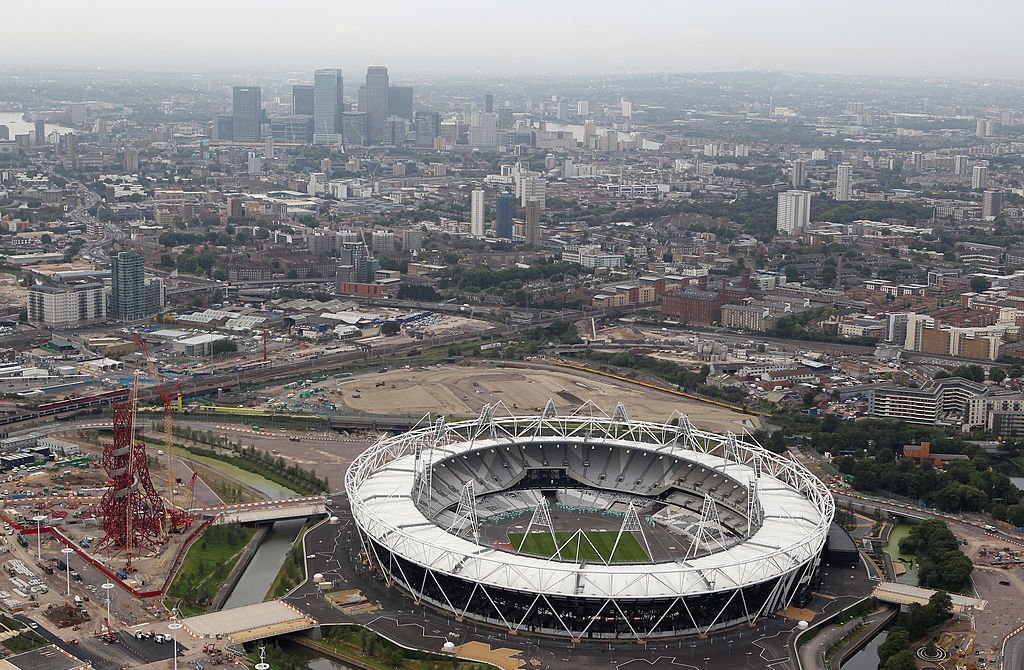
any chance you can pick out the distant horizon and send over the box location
[4,65,1023,87]
[6,0,1024,82]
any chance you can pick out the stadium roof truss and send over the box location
[347,401,833,640]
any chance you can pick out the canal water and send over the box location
[187,453,306,608]
[881,522,917,584]
[275,638,354,670]
[842,629,889,670]
[223,517,306,608]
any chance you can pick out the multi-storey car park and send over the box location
[346,402,834,641]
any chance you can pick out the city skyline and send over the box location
[6,0,1024,79]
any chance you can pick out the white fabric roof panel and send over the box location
[354,435,830,599]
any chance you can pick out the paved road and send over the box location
[1005,627,1024,670]
[280,491,875,670]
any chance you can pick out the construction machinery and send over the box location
[133,336,193,535]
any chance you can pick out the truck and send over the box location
[115,570,128,579]
[15,535,27,548]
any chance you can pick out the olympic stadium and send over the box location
[345,401,834,641]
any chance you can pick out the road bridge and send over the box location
[180,600,316,643]
[193,496,328,525]
[873,581,987,613]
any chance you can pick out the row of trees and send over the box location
[877,589,953,670]
[898,520,974,592]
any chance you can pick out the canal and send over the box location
[881,522,917,584]
[187,453,307,608]
[842,629,889,670]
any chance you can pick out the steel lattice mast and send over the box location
[97,376,168,568]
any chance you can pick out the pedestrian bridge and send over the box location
[193,496,328,525]
[181,600,317,643]
[873,581,987,613]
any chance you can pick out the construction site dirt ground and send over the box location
[320,363,755,433]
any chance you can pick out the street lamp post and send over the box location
[61,547,74,596]
[31,515,46,560]
[101,582,114,629]
[168,621,183,670]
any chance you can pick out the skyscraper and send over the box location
[232,86,262,142]
[791,159,806,188]
[292,85,314,116]
[496,192,514,240]
[835,164,853,201]
[388,86,414,121]
[577,101,590,116]
[470,189,485,237]
[777,190,812,235]
[363,66,390,144]
[525,198,541,245]
[972,165,989,190]
[111,251,147,322]
[34,119,46,146]
[342,112,367,146]
[468,113,498,148]
[313,69,344,145]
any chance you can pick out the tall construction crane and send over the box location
[133,335,192,535]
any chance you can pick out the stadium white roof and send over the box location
[353,432,828,600]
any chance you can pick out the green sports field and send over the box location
[507,530,649,563]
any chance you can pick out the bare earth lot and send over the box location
[332,363,754,433]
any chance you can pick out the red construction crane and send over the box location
[132,335,191,535]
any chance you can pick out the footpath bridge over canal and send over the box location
[192,496,328,525]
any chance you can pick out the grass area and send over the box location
[181,444,327,496]
[139,435,264,504]
[266,526,308,599]
[507,530,649,563]
[2,630,47,653]
[165,523,256,616]
[272,627,499,670]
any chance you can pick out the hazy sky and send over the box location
[6,0,1022,79]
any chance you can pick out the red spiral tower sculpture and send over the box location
[97,382,166,568]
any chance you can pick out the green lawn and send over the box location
[507,530,649,563]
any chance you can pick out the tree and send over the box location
[878,628,910,666]
[990,367,1007,383]
[970,276,992,293]
[379,321,401,336]
[883,649,918,670]
[210,339,238,355]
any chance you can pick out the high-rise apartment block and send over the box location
[470,189,485,237]
[972,165,989,190]
[111,251,148,321]
[525,198,541,245]
[313,69,344,145]
[983,189,1003,219]
[496,192,514,240]
[791,159,806,188]
[231,86,262,142]
[28,283,106,327]
[777,190,812,235]
[953,155,969,177]
[835,164,853,201]
[519,176,546,208]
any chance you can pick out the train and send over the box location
[0,388,130,429]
